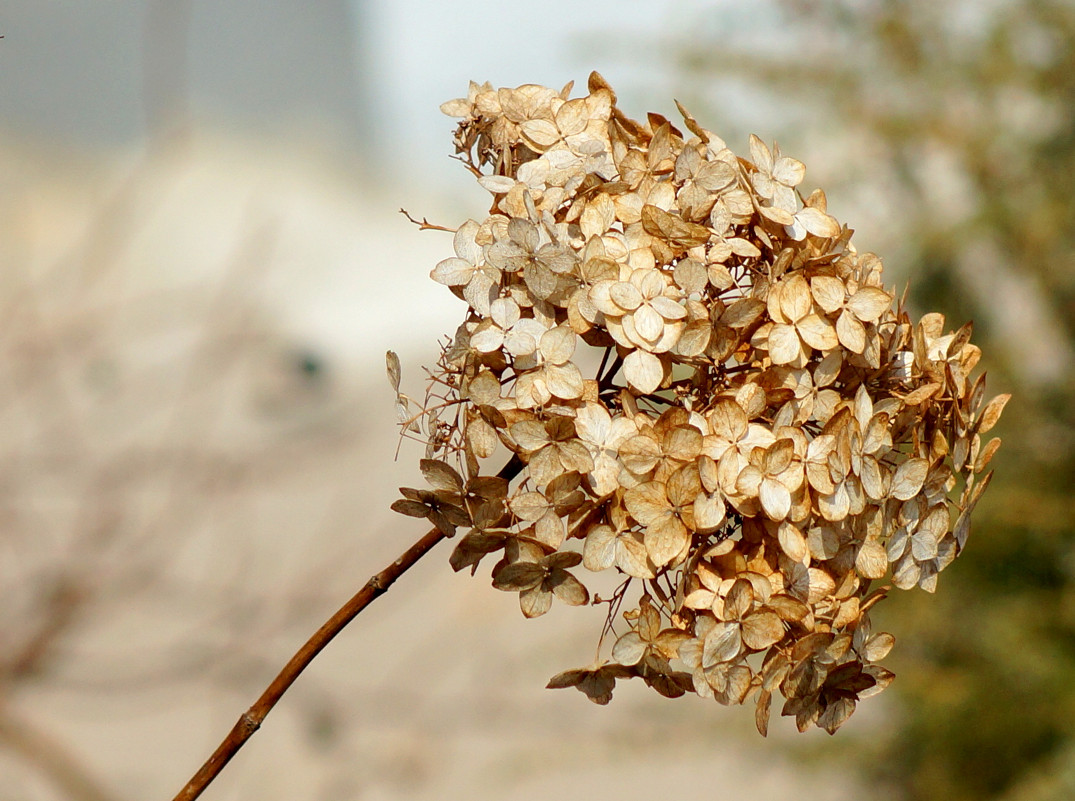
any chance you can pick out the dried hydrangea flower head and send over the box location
[389,73,1008,735]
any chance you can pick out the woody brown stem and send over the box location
[170,524,446,801]
[171,459,522,801]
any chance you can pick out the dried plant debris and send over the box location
[390,73,1008,735]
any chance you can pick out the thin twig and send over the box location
[398,209,456,233]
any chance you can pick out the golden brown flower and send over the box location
[392,72,1008,735]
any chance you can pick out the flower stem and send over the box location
[170,524,447,801]
[170,457,523,801]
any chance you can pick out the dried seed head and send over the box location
[392,73,1006,734]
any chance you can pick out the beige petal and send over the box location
[693,492,726,533]
[555,97,589,135]
[470,324,506,354]
[675,320,712,357]
[741,611,785,650]
[624,481,670,526]
[703,621,742,666]
[795,206,840,238]
[633,303,665,342]
[891,457,929,501]
[846,287,892,322]
[641,204,712,247]
[520,118,561,149]
[797,314,839,351]
[431,256,474,286]
[765,438,796,474]
[674,258,708,293]
[534,513,565,549]
[976,393,1011,434]
[478,174,516,194]
[589,280,624,316]
[510,491,549,522]
[836,310,866,353]
[759,476,792,520]
[767,323,802,365]
[612,631,647,665]
[748,134,773,172]
[466,416,497,459]
[863,632,895,662]
[724,578,754,621]
[609,280,643,311]
[666,462,703,507]
[545,362,585,399]
[859,455,887,501]
[539,324,577,364]
[519,586,553,618]
[806,567,837,604]
[528,447,563,486]
[772,155,805,187]
[975,437,1002,473]
[623,350,664,394]
[557,439,595,474]
[780,274,812,321]
[856,540,889,580]
[755,689,772,737]
[891,555,921,590]
[818,482,850,521]
[736,464,764,498]
[467,370,502,405]
[582,524,617,571]
[727,237,762,258]
[720,297,766,329]
[616,534,656,579]
[649,295,688,320]
[665,426,703,461]
[644,514,690,567]
[706,399,749,441]
[814,351,843,386]
[778,522,809,563]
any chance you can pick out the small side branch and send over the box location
[399,209,456,233]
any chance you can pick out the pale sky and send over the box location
[360,0,694,182]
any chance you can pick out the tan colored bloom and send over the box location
[509,415,594,486]
[755,273,839,367]
[624,462,704,567]
[735,438,805,521]
[393,73,1005,736]
[492,545,589,618]
[513,324,585,408]
[573,402,638,496]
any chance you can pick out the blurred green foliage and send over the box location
[669,1,1075,798]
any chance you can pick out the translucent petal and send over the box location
[797,314,839,351]
[623,350,664,394]
[767,324,802,365]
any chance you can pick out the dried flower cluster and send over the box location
[389,73,1008,735]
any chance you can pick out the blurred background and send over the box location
[0,1,1070,799]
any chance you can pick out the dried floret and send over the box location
[392,73,1006,735]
